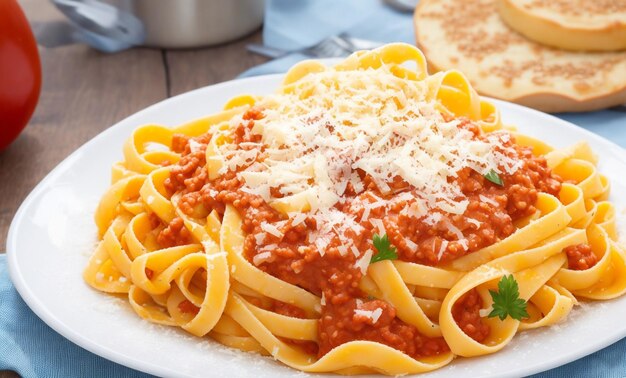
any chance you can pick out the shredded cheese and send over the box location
[458,239,469,251]
[291,212,307,226]
[355,250,373,275]
[254,233,266,245]
[260,222,283,238]
[314,237,330,256]
[220,69,521,224]
[253,251,272,266]
[354,308,384,324]
[479,194,499,207]
[370,218,386,236]
[188,139,203,153]
[437,240,449,261]
[446,222,464,240]
[479,306,493,318]
[405,238,418,253]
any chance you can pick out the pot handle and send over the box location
[36,0,144,53]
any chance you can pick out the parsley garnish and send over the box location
[488,275,529,321]
[370,233,398,263]
[484,169,504,186]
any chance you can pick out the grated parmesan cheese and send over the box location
[260,222,283,238]
[467,218,482,228]
[405,238,418,253]
[355,250,373,275]
[354,308,384,324]
[188,139,203,153]
[458,239,469,251]
[314,237,330,256]
[437,240,449,261]
[252,251,272,266]
[370,218,386,236]
[479,306,493,318]
[254,233,266,245]
[446,222,464,240]
[219,69,522,224]
[361,206,372,222]
[291,212,307,226]
[479,194,499,207]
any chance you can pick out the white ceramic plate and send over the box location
[7,74,626,378]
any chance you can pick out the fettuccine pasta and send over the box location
[84,43,626,375]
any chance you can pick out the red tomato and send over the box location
[0,0,42,150]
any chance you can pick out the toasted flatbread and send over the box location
[414,0,626,112]
[499,0,626,52]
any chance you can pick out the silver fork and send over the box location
[247,33,383,59]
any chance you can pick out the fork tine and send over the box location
[310,39,334,55]
[246,33,380,59]
[305,37,349,58]
[318,41,344,57]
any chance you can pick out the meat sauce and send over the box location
[564,243,597,270]
[159,108,564,358]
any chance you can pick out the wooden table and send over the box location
[1,1,267,376]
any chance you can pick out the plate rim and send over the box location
[7,73,626,378]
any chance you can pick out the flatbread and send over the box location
[499,0,626,52]
[414,0,626,112]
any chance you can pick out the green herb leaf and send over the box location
[487,275,529,321]
[484,169,504,186]
[370,233,398,263]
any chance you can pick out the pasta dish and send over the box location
[84,43,626,375]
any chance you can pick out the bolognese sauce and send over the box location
[160,107,564,359]
[564,243,597,270]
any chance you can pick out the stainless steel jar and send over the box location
[49,0,265,50]
[111,0,265,48]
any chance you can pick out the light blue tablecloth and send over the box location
[2,0,625,377]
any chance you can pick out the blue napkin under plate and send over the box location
[0,255,153,378]
[2,0,625,377]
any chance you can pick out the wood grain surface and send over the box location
[0,1,267,252]
[1,1,267,377]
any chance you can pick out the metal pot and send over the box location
[50,0,265,50]
[111,0,265,48]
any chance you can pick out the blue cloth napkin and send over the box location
[0,255,153,378]
[240,0,416,78]
[3,1,626,377]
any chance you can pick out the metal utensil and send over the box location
[110,0,264,48]
[247,34,384,59]
[35,0,145,52]
[40,0,265,52]
[53,0,144,45]
[384,0,419,13]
